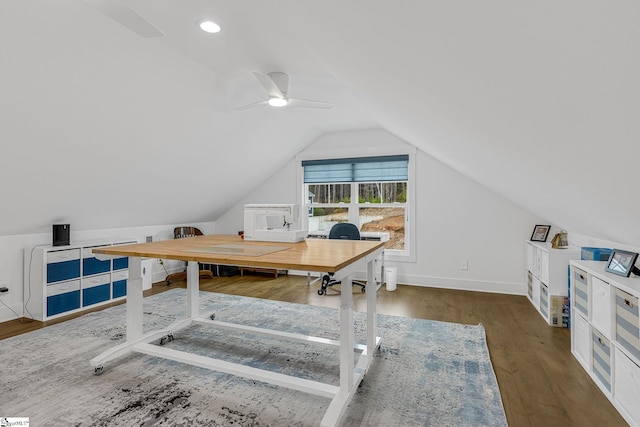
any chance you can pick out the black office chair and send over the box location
[317,223,367,295]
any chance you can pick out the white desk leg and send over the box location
[339,273,355,391]
[126,257,144,342]
[366,258,377,355]
[186,261,200,318]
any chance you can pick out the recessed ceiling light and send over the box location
[268,97,288,107]
[198,20,221,33]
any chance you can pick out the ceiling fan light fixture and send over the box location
[268,97,288,107]
[197,20,221,33]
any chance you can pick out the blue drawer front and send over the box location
[47,259,80,283]
[82,283,111,307]
[113,279,127,298]
[113,257,128,270]
[616,291,640,361]
[592,331,611,391]
[47,290,80,316]
[83,257,110,276]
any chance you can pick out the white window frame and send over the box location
[298,154,416,263]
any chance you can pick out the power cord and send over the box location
[23,244,48,320]
[0,297,30,323]
[159,259,169,276]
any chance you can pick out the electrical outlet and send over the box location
[460,260,468,270]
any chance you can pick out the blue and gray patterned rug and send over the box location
[1,289,507,426]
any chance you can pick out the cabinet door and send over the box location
[534,247,542,278]
[539,250,549,284]
[591,277,612,338]
[526,243,534,272]
[572,311,591,370]
[614,347,640,426]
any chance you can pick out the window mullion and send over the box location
[350,183,358,225]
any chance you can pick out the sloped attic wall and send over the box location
[216,129,544,294]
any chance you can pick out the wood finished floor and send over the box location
[0,273,627,427]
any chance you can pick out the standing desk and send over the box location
[91,234,384,427]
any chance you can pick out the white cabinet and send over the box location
[24,238,137,321]
[525,241,580,327]
[570,260,640,427]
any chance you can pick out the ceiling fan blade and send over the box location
[83,0,164,38]
[253,72,284,99]
[286,97,334,109]
[233,100,269,111]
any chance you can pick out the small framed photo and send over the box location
[530,225,551,242]
[605,249,639,277]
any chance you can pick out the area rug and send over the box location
[0,289,507,426]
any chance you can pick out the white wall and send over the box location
[0,221,215,323]
[216,129,546,294]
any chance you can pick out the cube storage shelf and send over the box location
[525,241,580,327]
[570,260,640,427]
[24,238,138,321]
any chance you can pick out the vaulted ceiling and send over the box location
[1,1,638,246]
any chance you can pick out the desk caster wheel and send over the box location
[317,289,325,295]
[94,366,104,375]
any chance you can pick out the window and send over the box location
[303,155,411,257]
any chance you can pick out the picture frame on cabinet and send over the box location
[530,225,551,242]
[605,249,639,277]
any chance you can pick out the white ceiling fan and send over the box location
[83,0,164,38]
[235,72,334,111]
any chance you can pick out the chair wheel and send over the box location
[317,289,324,295]
[361,287,366,292]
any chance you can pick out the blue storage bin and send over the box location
[581,247,613,261]
[113,279,127,298]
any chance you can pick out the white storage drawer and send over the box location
[614,347,640,426]
[591,276,612,338]
[616,288,640,362]
[47,248,81,263]
[573,268,589,317]
[82,273,111,289]
[112,270,129,282]
[47,280,81,297]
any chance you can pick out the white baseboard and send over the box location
[399,274,525,295]
[290,270,525,295]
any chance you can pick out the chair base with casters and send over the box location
[317,222,368,295]
[317,273,366,295]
